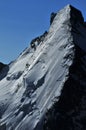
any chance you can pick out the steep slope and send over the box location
[44,5,86,130]
[0,5,86,130]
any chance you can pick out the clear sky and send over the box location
[0,0,86,64]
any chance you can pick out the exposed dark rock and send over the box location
[6,71,23,81]
[0,62,9,80]
[0,123,6,130]
[0,62,6,72]
[70,5,84,24]
[30,31,48,50]
[84,22,86,27]
[50,12,57,25]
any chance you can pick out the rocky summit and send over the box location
[0,5,86,130]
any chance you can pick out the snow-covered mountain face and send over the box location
[0,5,86,130]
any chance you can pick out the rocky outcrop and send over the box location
[0,62,6,72]
[30,31,48,50]
[50,12,57,25]
[0,62,9,80]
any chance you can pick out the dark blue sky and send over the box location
[0,0,86,63]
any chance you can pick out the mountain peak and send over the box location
[50,4,84,26]
[51,4,83,24]
[0,5,86,130]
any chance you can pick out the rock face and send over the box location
[30,31,48,50]
[44,5,86,130]
[50,12,57,25]
[0,5,86,130]
[43,46,86,130]
[0,62,9,81]
[0,62,6,72]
